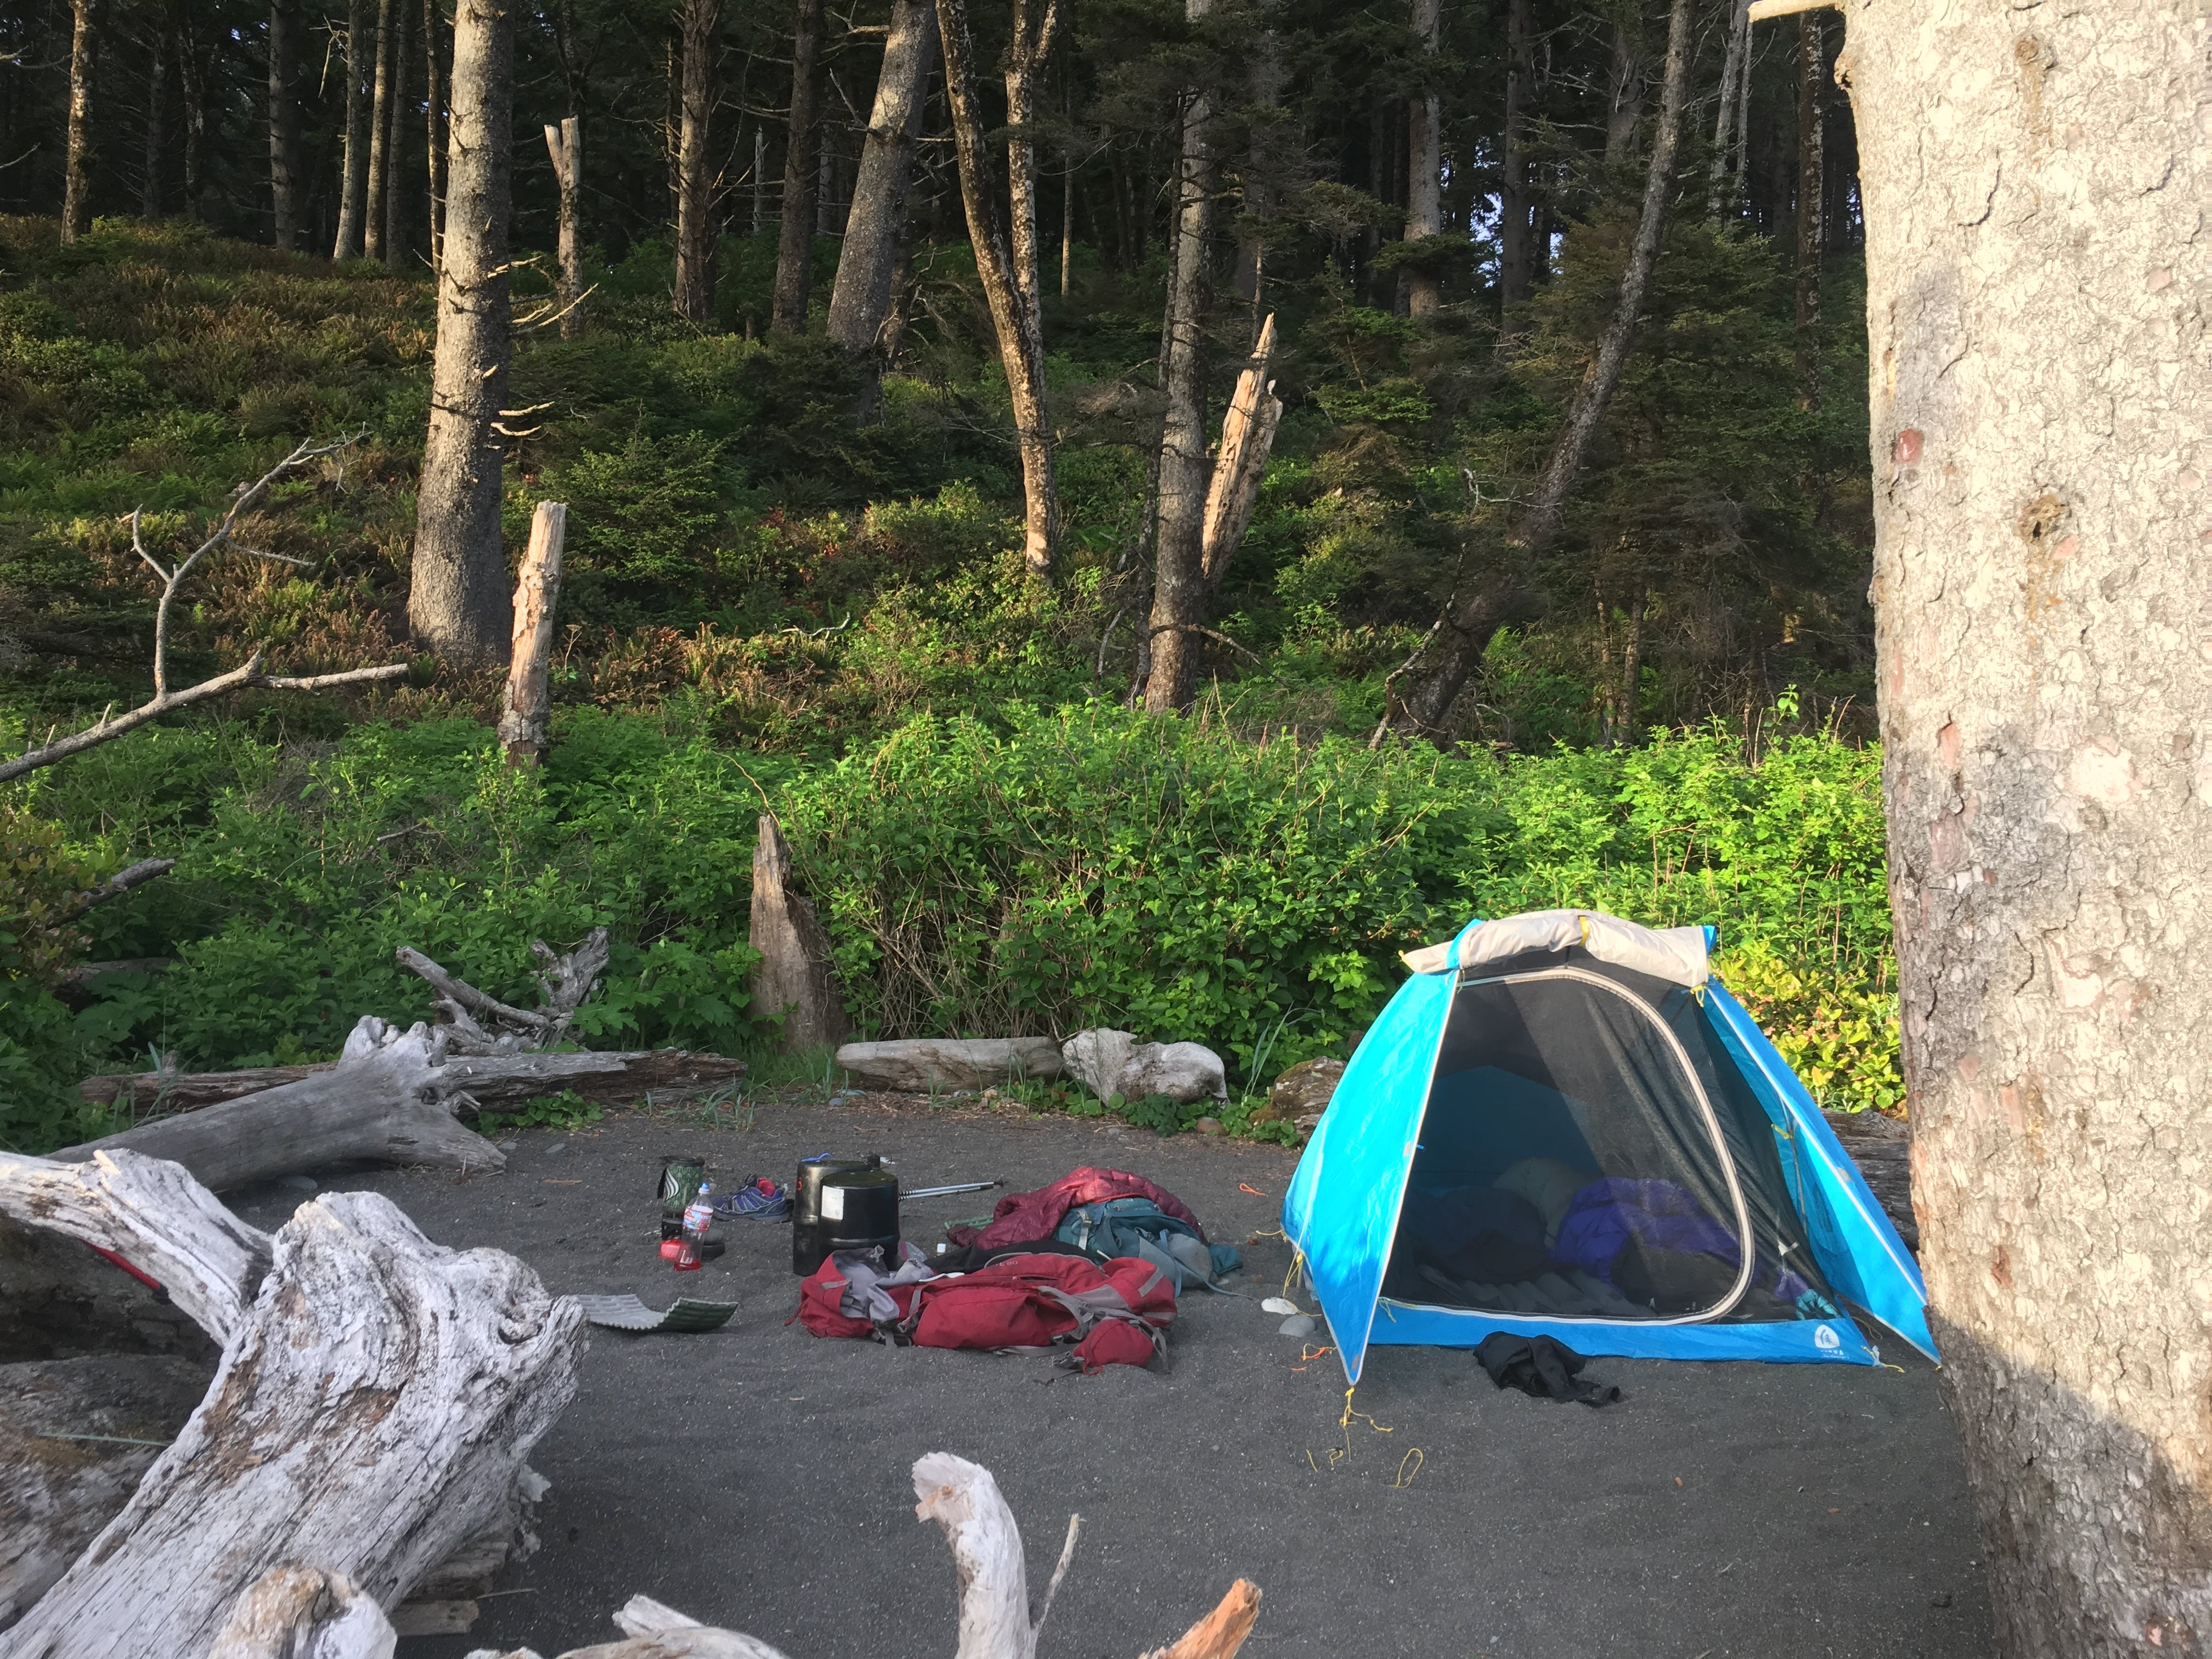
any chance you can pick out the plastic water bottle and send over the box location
[675,1182,714,1271]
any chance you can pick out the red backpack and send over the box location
[799,1251,1175,1372]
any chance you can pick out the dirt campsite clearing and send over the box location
[215,1097,1991,1659]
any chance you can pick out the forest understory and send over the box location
[0,0,1891,1153]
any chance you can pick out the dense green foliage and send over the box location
[2,695,1898,1151]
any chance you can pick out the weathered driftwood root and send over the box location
[0,1151,583,1659]
[0,1355,212,1630]
[398,927,612,1054]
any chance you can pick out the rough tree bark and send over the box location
[1793,10,1822,414]
[0,1153,581,1659]
[268,0,305,250]
[1842,3,2211,1654]
[1396,0,1442,318]
[673,0,720,324]
[545,117,584,336]
[1394,0,1691,735]
[409,0,515,669]
[332,0,370,259]
[1140,0,1214,713]
[1496,0,1533,326]
[770,0,823,331]
[824,0,938,357]
[934,0,1059,580]
[499,500,566,765]
[364,0,395,261]
[62,0,97,245]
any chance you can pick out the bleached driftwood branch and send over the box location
[0,1152,582,1659]
[398,927,612,1054]
[449,1454,1256,1659]
[0,435,407,787]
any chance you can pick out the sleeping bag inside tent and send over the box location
[1282,910,1932,1381]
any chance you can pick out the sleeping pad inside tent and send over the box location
[1281,910,1932,1381]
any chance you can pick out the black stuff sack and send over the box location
[1474,1333,1624,1408]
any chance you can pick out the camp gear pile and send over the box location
[799,1245,1175,1373]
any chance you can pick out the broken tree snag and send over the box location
[206,1565,398,1659]
[748,814,850,1053]
[1142,1581,1261,1659]
[1198,314,1284,585]
[0,1151,271,1344]
[2,1190,583,1658]
[499,501,568,767]
[398,926,608,1052]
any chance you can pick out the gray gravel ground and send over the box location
[224,1095,1993,1659]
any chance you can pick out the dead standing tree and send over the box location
[0,436,408,788]
[935,0,1061,582]
[824,0,939,363]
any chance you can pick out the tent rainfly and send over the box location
[1282,910,1932,1381]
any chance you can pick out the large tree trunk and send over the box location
[672,0,719,324]
[1396,0,1442,318]
[1844,4,2212,1655]
[332,0,370,259]
[363,0,394,261]
[824,0,938,357]
[409,0,515,669]
[62,0,97,246]
[1794,12,1824,413]
[1496,0,1533,325]
[934,0,1058,580]
[770,0,823,331]
[1141,0,1214,714]
[0,1151,581,1658]
[1396,0,1691,735]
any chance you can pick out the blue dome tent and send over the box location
[1282,910,1932,1381]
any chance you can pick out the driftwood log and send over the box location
[79,1047,744,1120]
[61,1017,744,1194]
[0,1148,582,1658]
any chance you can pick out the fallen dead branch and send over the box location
[0,435,407,787]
